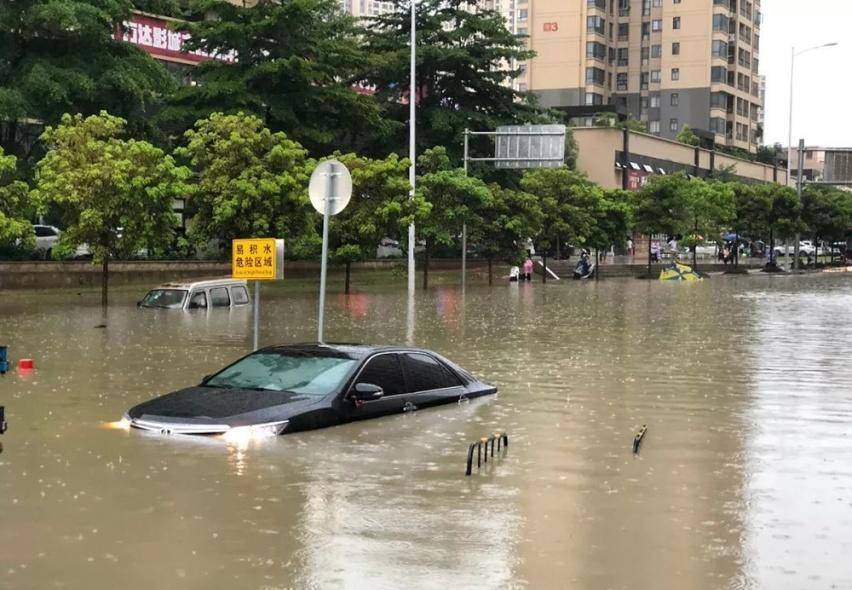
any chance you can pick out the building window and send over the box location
[711,66,727,83]
[650,69,660,83]
[653,0,662,6]
[584,92,603,105]
[640,72,649,90]
[587,16,605,35]
[649,120,661,134]
[640,97,649,109]
[712,14,728,32]
[617,48,629,66]
[641,46,650,65]
[671,93,679,106]
[671,68,679,80]
[618,23,629,40]
[651,19,662,32]
[670,118,679,132]
[712,40,728,59]
[641,22,650,38]
[672,16,681,29]
[586,41,607,60]
[586,67,606,85]
[517,8,528,20]
[672,42,680,55]
[710,91,729,109]
[650,94,660,108]
[710,117,726,134]
[651,44,662,58]
[617,72,628,91]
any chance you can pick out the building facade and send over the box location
[524,0,762,151]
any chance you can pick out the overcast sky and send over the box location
[762,0,852,147]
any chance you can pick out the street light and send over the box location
[407,0,417,294]
[786,42,839,185]
[786,42,838,270]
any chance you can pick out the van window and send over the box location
[402,353,461,392]
[210,287,231,307]
[232,286,249,305]
[188,291,207,309]
[35,226,57,237]
[355,354,405,396]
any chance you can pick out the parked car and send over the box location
[33,225,61,258]
[138,279,251,310]
[122,344,497,437]
[773,241,816,258]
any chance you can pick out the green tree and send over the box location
[586,188,634,261]
[802,184,852,266]
[683,179,735,269]
[32,112,189,305]
[757,183,800,267]
[731,182,771,266]
[676,125,701,146]
[520,167,603,280]
[0,0,175,164]
[633,173,694,275]
[327,152,426,292]
[159,0,389,155]
[477,184,543,284]
[176,112,315,258]
[0,147,34,250]
[364,0,542,162]
[594,112,647,133]
[416,146,490,288]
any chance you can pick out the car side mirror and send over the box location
[350,383,383,402]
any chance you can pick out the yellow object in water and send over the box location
[659,261,703,281]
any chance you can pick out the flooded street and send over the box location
[1,274,851,589]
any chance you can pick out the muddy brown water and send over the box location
[1,274,851,589]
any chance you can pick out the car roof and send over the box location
[259,343,440,359]
[149,278,248,290]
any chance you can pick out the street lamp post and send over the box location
[407,0,417,294]
[786,42,838,270]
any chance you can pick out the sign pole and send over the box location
[317,163,335,343]
[462,128,468,287]
[253,281,260,350]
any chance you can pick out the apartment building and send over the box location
[524,0,763,151]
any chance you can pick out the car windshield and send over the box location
[140,289,188,309]
[205,351,357,396]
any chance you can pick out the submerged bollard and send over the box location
[0,345,7,374]
[18,358,34,371]
[0,406,6,434]
[465,432,509,476]
[633,424,648,453]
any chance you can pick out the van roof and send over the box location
[153,278,248,290]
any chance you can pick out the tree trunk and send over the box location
[422,241,430,290]
[101,255,109,307]
[692,217,698,272]
[556,236,561,260]
[344,261,351,294]
[542,250,547,283]
[734,230,740,269]
[595,248,600,281]
[647,235,652,278]
[769,228,775,266]
[487,257,493,285]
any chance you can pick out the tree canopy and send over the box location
[0,0,175,163]
[160,0,391,156]
[364,0,541,163]
[176,112,315,256]
[32,111,189,303]
[0,147,34,248]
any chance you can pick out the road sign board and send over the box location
[232,238,284,281]
[494,124,566,169]
[309,160,352,216]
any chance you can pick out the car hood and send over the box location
[127,386,322,424]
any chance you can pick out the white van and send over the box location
[138,279,251,310]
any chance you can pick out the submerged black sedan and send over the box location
[124,344,497,437]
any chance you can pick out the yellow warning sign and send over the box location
[232,238,281,280]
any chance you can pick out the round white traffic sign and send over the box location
[309,160,352,216]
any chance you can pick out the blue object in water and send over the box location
[0,345,8,374]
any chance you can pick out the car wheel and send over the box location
[45,248,52,260]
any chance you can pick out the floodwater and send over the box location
[1,273,851,589]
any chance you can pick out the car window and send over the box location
[402,353,462,392]
[210,287,231,307]
[140,289,187,309]
[35,226,56,237]
[206,352,356,395]
[188,291,207,309]
[355,354,405,396]
[232,286,249,305]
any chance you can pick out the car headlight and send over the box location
[221,420,289,445]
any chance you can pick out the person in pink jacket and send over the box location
[522,256,534,282]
